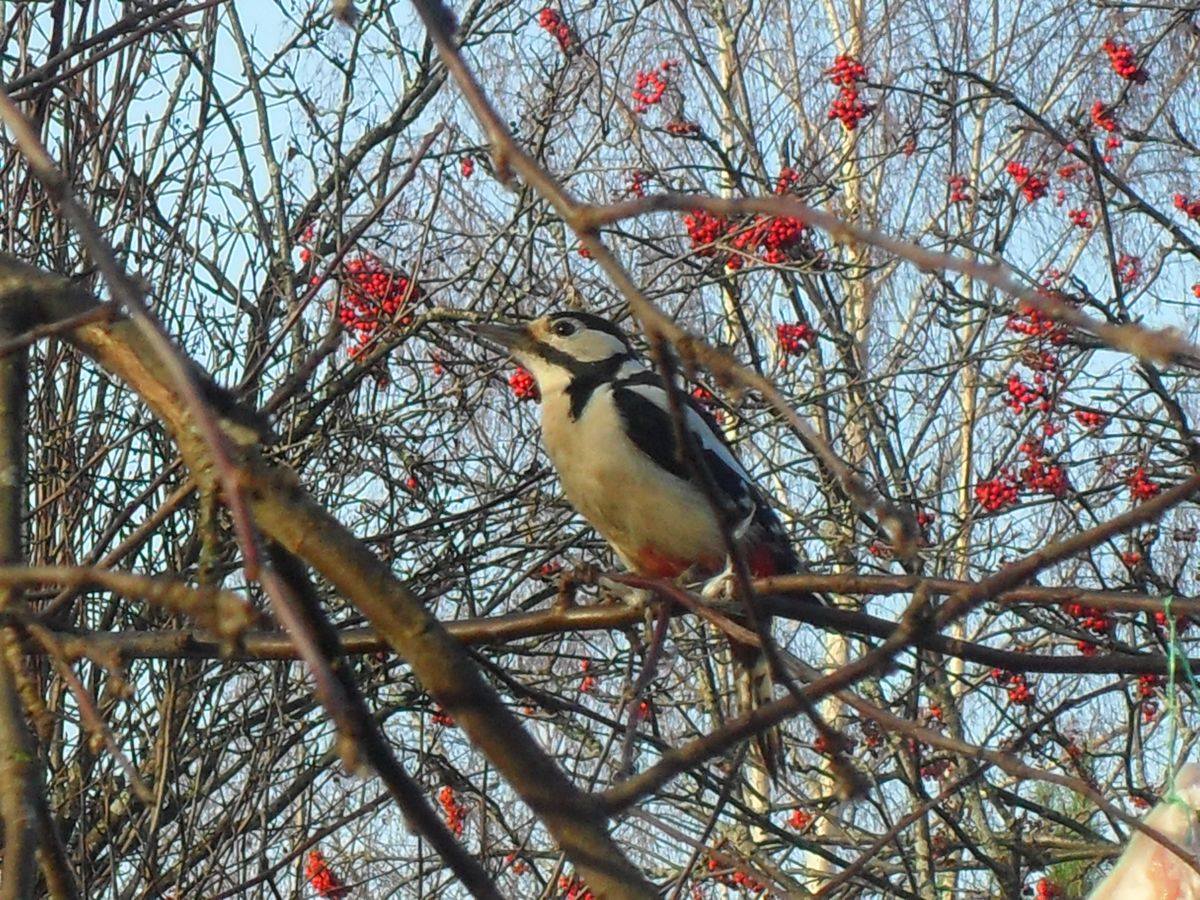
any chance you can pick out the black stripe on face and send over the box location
[561,355,630,420]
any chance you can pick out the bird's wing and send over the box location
[613,372,800,575]
[613,373,753,498]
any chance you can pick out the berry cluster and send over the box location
[1074,410,1107,430]
[438,786,470,837]
[787,808,813,831]
[558,875,594,900]
[777,322,816,355]
[1057,161,1086,180]
[1005,372,1052,415]
[1137,673,1164,722]
[1067,207,1092,229]
[704,855,765,894]
[509,367,539,402]
[1008,302,1068,344]
[917,508,936,536]
[1033,877,1064,900]
[1117,254,1141,285]
[461,156,475,178]
[775,165,801,193]
[1103,134,1123,164]
[690,386,725,424]
[1174,193,1200,221]
[812,732,857,756]
[1090,101,1119,133]
[1154,609,1190,636]
[729,214,809,266]
[632,60,678,113]
[1006,161,1049,203]
[977,291,1089,512]
[334,254,420,355]
[297,224,316,265]
[1102,39,1147,83]
[665,118,700,136]
[920,755,953,781]
[827,54,867,86]
[975,471,1019,512]
[1127,467,1160,502]
[826,54,873,130]
[305,850,349,900]
[683,176,820,270]
[947,173,971,204]
[1064,601,1110,655]
[992,668,1034,705]
[1017,436,1068,497]
[860,719,884,753]
[579,658,597,694]
[683,209,728,256]
[431,705,455,727]
[537,8,577,53]
[627,169,650,198]
[504,852,528,875]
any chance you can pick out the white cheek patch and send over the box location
[553,331,628,363]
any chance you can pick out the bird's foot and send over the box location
[598,576,656,611]
[699,557,739,601]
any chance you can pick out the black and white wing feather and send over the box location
[610,370,798,575]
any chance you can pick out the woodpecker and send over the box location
[469,310,813,775]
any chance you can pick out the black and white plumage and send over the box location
[469,310,813,775]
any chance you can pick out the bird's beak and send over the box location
[464,321,531,354]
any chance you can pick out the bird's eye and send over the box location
[551,320,576,337]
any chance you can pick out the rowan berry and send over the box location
[537,8,577,53]
[1127,467,1160,502]
[777,322,816,354]
[1102,39,1147,83]
[509,367,539,402]
[305,850,349,899]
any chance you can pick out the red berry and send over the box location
[1102,39,1147,84]
[508,367,539,402]
[537,8,577,53]
[788,808,813,830]
[1127,467,1160,502]
[1006,161,1048,203]
[777,322,816,355]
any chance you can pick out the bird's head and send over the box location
[467,311,635,392]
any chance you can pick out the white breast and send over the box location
[539,383,724,570]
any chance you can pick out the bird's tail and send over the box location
[731,634,783,780]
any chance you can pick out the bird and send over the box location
[468,309,814,776]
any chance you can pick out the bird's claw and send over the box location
[699,556,739,601]
[599,576,656,611]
